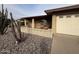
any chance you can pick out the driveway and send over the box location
[51,33,79,54]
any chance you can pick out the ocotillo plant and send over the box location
[10,12,26,44]
[0,4,11,35]
[0,4,26,43]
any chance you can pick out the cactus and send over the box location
[10,12,26,44]
[0,4,11,35]
[0,4,26,43]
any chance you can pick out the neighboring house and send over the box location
[20,5,79,53]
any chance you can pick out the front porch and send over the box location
[20,15,53,38]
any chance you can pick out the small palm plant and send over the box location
[0,4,11,35]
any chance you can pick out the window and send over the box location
[75,14,79,17]
[66,15,71,18]
[59,15,63,18]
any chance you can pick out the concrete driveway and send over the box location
[51,33,79,54]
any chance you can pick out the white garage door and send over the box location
[56,14,79,36]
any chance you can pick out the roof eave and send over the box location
[45,4,79,15]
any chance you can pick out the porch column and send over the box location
[52,15,57,35]
[32,18,35,28]
[24,19,27,26]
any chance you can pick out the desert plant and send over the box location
[0,4,11,35]
[10,12,26,44]
[0,4,26,43]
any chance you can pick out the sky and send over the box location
[0,4,73,19]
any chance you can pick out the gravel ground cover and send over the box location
[0,29,52,54]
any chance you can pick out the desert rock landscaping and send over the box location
[0,28,52,54]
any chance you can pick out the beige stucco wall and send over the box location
[21,27,52,38]
[56,14,79,36]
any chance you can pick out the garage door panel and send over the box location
[57,15,79,36]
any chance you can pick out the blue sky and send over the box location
[0,4,72,19]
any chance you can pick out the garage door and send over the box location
[56,14,79,36]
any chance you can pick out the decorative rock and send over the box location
[0,29,52,54]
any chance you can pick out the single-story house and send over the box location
[20,5,79,53]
